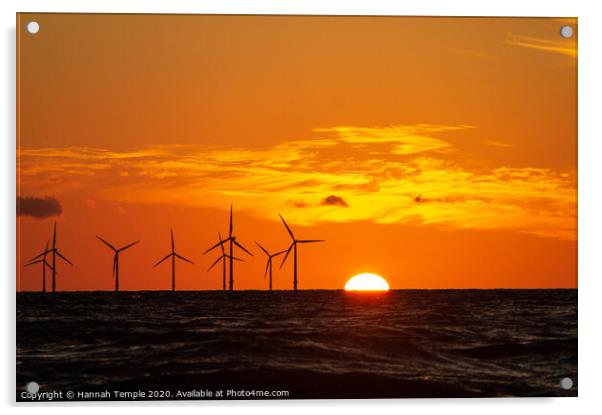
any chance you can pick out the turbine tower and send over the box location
[30,223,72,292]
[96,236,140,292]
[207,232,243,291]
[153,229,193,291]
[255,241,286,291]
[203,205,253,291]
[25,240,53,292]
[279,214,324,291]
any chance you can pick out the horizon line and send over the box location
[16,287,578,293]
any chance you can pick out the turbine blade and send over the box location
[279,244,294,269]
[119,240,140,252]
[273,249,288,257]
[203,239,228,255]
[96,235,116,251]
[264,258,270,279]
[45,239,49,252]
[170,228,175,251]
[29,252,46,262]
[44,261,54,271]
[52,223,57,248]
[25,259,43,267]
[233,240,253,256]
[175,253,194,264]
[153,253,172,268]
[218,232,225,255]
[207,255,222,271]
[298,239,325,243]
[279,214,295,240]
[255,241,269,256]
[112,256,117,279]
[55,250,73,265]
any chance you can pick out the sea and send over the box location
[16,289,577,400]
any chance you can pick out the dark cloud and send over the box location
[17,196,62,219]
[321,195,349,207]
[414,194,481,204]
[415,194,448,204]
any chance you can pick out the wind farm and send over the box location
[21,206,329,292]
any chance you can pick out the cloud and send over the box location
[321,195,349,207]
[16,124,576,240]
[313,125,470,155]
[17,196,62,219]
[507,34,577,57]
[414,194,436,204]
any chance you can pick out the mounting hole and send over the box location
[560,25,573,39]
[26,21,40,34]
[26,381,39,393]
[560,377,573,390]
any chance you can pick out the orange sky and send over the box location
[17,14,577,291]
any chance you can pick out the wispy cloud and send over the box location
[507,34,577,57]
[314,125,470,155]
[17,124,576,240]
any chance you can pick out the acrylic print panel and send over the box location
[16,14,577,401]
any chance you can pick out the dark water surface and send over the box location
[17,290,577,400]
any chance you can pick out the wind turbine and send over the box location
[30,223,72,292]
[96,236,140,292]
[278,214,324,291]
[207,232,244,290]
[203,205,253,291]
[25,240,53,292]
[153,229,193,291]
[255,242,286,291]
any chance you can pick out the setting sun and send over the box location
[344,273,390,291]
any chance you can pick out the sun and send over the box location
[344,273,390,291]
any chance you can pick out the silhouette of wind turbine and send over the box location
[207,232,243,291]
[278,214,324,291]
[96,236,140,292]
[25,240,53,292]
[153,229,193,291]
[30,223,72,292]
[203,205,253,291]
[255,242,286,291]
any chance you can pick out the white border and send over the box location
[2,1,602,413]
